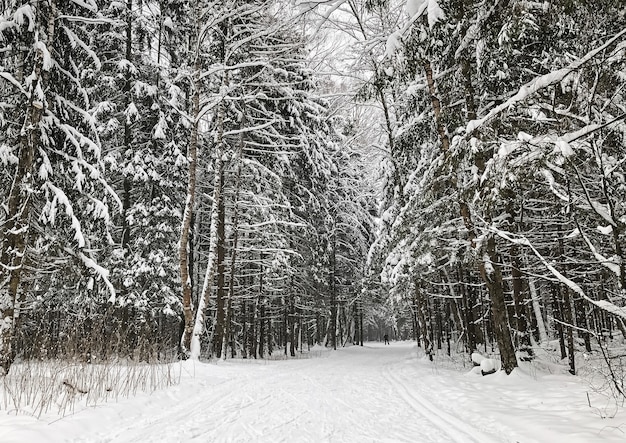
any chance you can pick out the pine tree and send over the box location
[0,0,118,374]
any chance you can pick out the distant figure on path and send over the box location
[383,334,389,345]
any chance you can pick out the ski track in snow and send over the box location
[66,345,454,443]
[383,361,497,443]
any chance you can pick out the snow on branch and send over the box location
[61,26,102,70]
[43,183,86,248]
[64,247,116,303]
[0,72,28,95]
[406,0,444,29]
[0,144,19,166]
[13,5,35,32]
[223,120,277,137]
[34,41,53,71]
[48,146,122,212]
[489,227,626,321]
[294,0,348,32]
[240,220,307,229]
[58,16,122,26]
[577,227,621,279]
[67,0,98,13]
[464,27,626,136]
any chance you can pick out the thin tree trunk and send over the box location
[242,299,248,358]
[460,267,476,353]
[562,286,576,375]
[121,0,133,253]
[289,295,296,357]
[551,284,567,360]
[220,106,246,359]
[414,280,432,360]
[267,302,273,356]
[528,275,549,344]
[445,301,451,356]
[359,300,364,346]
[257,262,265,358]
[258,301,265,358]
[212,167,227,358]
[574,295,591,353]
[178,10,202,355]
[329,223,337,350]
[249,297,257,359]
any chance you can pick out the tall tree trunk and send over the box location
[248,297,257,359]
[242,299,248,358]
[329,222,337,350]
[220,109,245,359]
[189,70,228,359]
[425,57,517,373]
[121,0,133,253]
[551,284,567,360]
[528,274,549,344]
[178,4,203,355]
[510,244,532,356]
[557,225,575,374]
[359,300,364,346]
[283,298,288,355]
[267,302,273,356]
[210,179,227,358]
[289,295,296,357]
[411,295,420,348]
[483,237,518,373]
[574,295,591,352]
[212,170,227,358]
[562,286,576,375]
[258,301,265,358]
[257,263,265,358]
[414,280,432,360]
[460,266,476,353]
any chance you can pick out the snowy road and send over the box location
[3,342,625,442]
[72,343,494,443]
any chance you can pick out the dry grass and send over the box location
[1,358,181,418]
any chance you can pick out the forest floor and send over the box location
[2,341,626,442]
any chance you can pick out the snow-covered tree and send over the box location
[0,0,119,374]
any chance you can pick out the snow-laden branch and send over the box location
[67,0,98,13]
[529,114,626,152]
[294,0,348,33]
[240,220,307,229]
[47,145,122,212]
[576,227,621,279]
[463,27,626,136]
[0,72,27,95]
[64,247,116,303]
[198,62,262,82]
[61,26,102,70]
[57,15,122,26]
[489,227,626,320]
[223,120,277,137]
[43,183,86,248]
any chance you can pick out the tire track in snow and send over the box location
[383,360,499,443]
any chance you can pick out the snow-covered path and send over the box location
[71,343,489,443]
[2,342,625,442]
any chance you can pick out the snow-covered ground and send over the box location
[2,342,625,442]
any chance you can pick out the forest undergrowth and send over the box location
[0,357,180,419]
